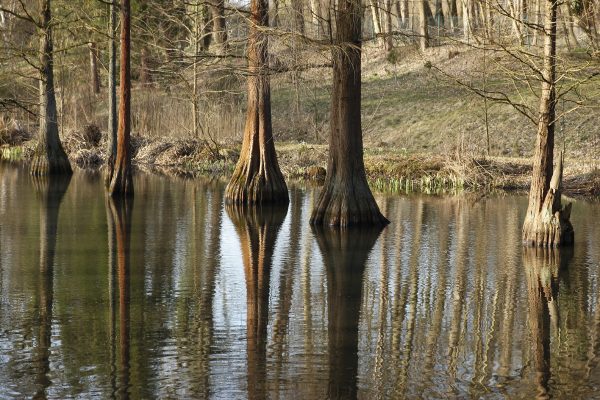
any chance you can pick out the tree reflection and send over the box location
[312,226,384,400]
[523,247,572,400]
[31,175,71,399]
[106,196,133,400]
[226,204,288,400]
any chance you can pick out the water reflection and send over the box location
[313,226,383,399]
[2,166,600,399]
[32,175,71,399]
[226,204,288,400]
[106,197,133,399]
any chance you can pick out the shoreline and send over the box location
[2,138,599,198]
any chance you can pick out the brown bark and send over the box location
[312,226,383,399]
[109,0,134,197]
[209,0,228,54]
[225,0,288,205]
[309,0,388,227]
[105,1,117,188]
[226,204,287,400]
[30,0,72,176]
[139,46,151,85]
[522,0,573,247]
[89,41,100,94]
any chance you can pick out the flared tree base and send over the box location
[310,179,389,227]
[225,166,289,205]
[522,211,574,247]
[30,150,72,176]
[108,166,134,198]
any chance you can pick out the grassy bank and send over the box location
[3,136,599,197]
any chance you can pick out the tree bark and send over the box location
[292,0,306,34]
[522,0,573,247]
[225,0,288,205]
[109,0,134,197]
[89,41,100,94]
[419,0,430,50]
[30,0,72,176]
[309,0,388,226]
[105,0,118,188]
[209,0,228,54]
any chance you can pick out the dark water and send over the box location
[1,164,600,399]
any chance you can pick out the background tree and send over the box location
[30,0,72,176]
[108,0,133,197]
[225,0,288,204]
[309,0,388,226]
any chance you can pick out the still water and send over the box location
[1,164,600,399]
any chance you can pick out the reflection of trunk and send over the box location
[106,0,118,188]
[272,189,303,373]
[89,42,100,94]
[312,225,383,399]
[107,196,133,399]
[109,0,134,197]
[522,0,573,247]
[32,175,71,399]
[31,0,72,176]
[309,0,387,226]
[225,0,288,204]
[523,248,571,399]
[226,204,287,400]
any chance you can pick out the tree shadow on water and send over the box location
[312,226,385,400]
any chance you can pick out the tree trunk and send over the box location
[309,0,388,227]
[209,0,228,54]
[30,0,72,176]
[105,0,118,188]
[384,0,394,51]
[419,0,430,50]
[139,46,151,85]
[89,41,100,94]
[225,0,288,205]
[370,0,383,43]
[564,3,580,48]
[292,0,306,34]
[461,0,470,41]
[109,0,134,197]
[522,0,573,247]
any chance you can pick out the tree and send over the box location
[225,0,288,204]
[30,0,72,176]
[108,0,134,197]
[522,0,573,247]
[105,0,118,188]
[309,0,388,227]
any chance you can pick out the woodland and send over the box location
[1,0,600,245]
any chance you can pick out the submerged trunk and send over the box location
[225,0,288,204]
[105,0,118,188]
[310,0,388,226]
[108,0,134,197]
[31,0,72,176]
[522,0,573,247]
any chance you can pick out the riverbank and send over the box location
[3,136,599,198]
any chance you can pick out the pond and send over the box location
[1,164,600,399]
